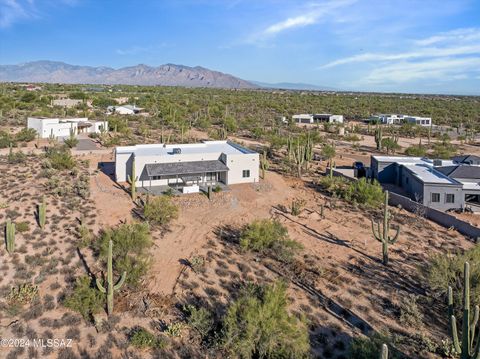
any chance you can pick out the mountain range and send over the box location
[0,61,328,91]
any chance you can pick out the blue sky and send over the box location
[1,0,479,94]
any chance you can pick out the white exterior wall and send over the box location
[90,121,108,133]
[28,117,107,138]
[329,115,344,123]
[404,116,431,127]
[224,153,260,185]
[115,107,135,115]
[293,115,314,124]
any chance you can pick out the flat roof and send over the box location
[145,160,229,177]
[372,155,430,164]
[403,164,460,185]
[116,140,256,157]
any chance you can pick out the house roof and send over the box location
[402,164,460,185]
[145,160,229,177]
[436,165,480,179]
[452,155,480,164]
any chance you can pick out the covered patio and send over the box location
[143,160,229,194]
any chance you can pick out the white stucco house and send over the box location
[369,114,432,127]
[115,140,260,194]
[27,117,108,138]
[107,105,143,115]
[293,113,344,124]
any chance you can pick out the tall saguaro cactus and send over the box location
[127,158,138,201]
[371,191,400,265]
[96,240,127,316]
[375,125,383,151]
[5,219,15,254]
[449,262,480,359]
[38,196,46,229]
[260,151,269,179]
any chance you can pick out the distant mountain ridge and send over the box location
[0,61,258,89]
[251,81,336,91]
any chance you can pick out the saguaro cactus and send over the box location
[380,344,389,359]
[127,158,138,201]
[375,125,383,151]
[5,219,15,254]
[38,196,46,229]
[260,151,269,179]
[449,262,480,359]
[96,240,127,316]
[371,191,400,265]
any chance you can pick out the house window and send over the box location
[446,194,455,203]
[431,193,440,203]
[242,170,250,178]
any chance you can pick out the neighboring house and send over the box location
[369,114,431,127]
[107,105,143,115]
[27,117,108,138]
[115,140,259,194]
[452,155,480,166]
[293,113,344,124]
[52,99,83,108]
[371,155,480,211]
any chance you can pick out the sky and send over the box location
[0,0,479,94]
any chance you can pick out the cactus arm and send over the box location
[114,271,127,291]
[371,219,382,242]
[473,327,480,359]
[472,305,480,351]
[389,226,400,244]
[96,277,106,293]
[451,315,462,354]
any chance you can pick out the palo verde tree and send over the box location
[371,191,400,265]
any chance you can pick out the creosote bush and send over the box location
[64,276,104,321]
[222,281,310,359]
[129,327,167,350]
[143,196,178,226]
[45,146,76,170]
[318,177,384,208]
[240,219,302,262]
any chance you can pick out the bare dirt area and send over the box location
[0,145,474,358]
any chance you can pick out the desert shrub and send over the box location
[7,283,39,305]
[222,281,310,359]
[348,332,398,359]
[96,223,153,287]
[240,219,302,262]
[7,149,27,164]
[143,196,178,226]
[74,174,90,199]
[188,255,205,273]
[425,245,480,314]
[129,327,167,349]
[45,146,76,170]
[405,144,427,157]
[15,128,37,143]
[16,221,30,233]
[344,178,384,207]
[63,276,104,321]
[399,294,423,327]
[184,305,214,339]
[63,134,79,149]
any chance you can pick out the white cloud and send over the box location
[0,0,80,28]
[415,27,480,46]
[0,0,36,28]
[250,0,356,42]
[364,57,480,83]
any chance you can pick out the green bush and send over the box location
[222,281,310,359]
[405,144,427,157]
[45,146,76,170]
[240,219,302,262]
[344,178,384,208]
[348,333,397,359]
[64,276,104,321]
[399,294,424,327]
[143,196,178,226]
[16,221,30,233]
[425,245,480,315]
[184,305,214,339]
[7,150,27,164]
[96,223,153,287]
[129,327,166,349]
[15,128,37,143]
